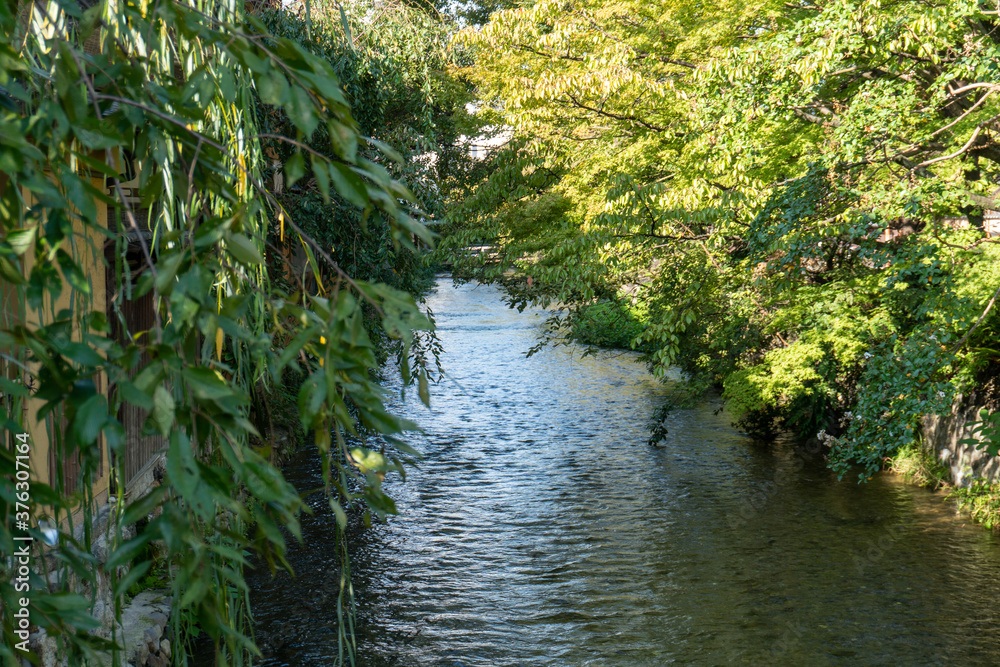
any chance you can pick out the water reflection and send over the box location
[249,278,1000,666]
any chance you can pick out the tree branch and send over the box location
[950,281,1000,353]
[565,93,668,132]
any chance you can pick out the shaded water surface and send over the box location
[249,278,1000,665]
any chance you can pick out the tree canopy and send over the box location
[447,0,1000,478]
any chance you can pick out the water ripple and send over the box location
[249,278,1000,666]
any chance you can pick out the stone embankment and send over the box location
[26,589,171,667]
[921,397,1000,486]
[22,494,173,667]
[116,591,173,667]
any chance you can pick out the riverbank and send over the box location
[545,276,1000,535]
[244,277,1000,664]
[910,395,1000,530]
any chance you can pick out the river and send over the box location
[247,277,1000,665]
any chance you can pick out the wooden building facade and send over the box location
[4,151,167,507]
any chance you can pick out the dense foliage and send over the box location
[250,0,473,387]
[447,0,1000,479]
[0,0,457,664]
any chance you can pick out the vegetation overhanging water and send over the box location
[247,278,1000,666]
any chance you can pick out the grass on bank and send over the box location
[887,443,950,490]
[950,481,1000,530]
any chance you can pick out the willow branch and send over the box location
[89,94,387,316]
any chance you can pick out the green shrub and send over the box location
[571,300,646,350]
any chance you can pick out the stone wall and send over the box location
[23,492,172,667]
[920,398,1000,486]
[25,591,171,667]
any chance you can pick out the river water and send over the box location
[248,277,1000,665]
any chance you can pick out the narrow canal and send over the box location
[248,277,1000,665]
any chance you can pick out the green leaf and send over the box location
[217,66,236,102]
[253,513,287,558]
[74,128,122,150]
[286,86,319,137]
[329,498,347,530]
[298,368,327,427]
[329,163,368,208]
[0,377,28,398]
[57,250,90,295]
[418,369,430,408]
[327,121,357,161]
[106,533,153,569]
[154,252,185,295]
[338,5,353,47]
[181,367,235,401]
[73,394,107,445]
[383,435,421,459]
[364,487,398,516]
[0,257,25,284]
[226,233,263,266]
[112,560,152,598]
[244,461,289,503]
[62,342,104,367]
[178,570,209,609]
[257,70,289,107]
[166,430,199,500]
[122,486,167,526]
[350,447,390,473]
[285,152,306,189]
[119,379,154,411]
[235,46,270,75]
[6,227,36,254]
[365,136,403,164]
[312,156,330,203]
[150,385,175,436]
